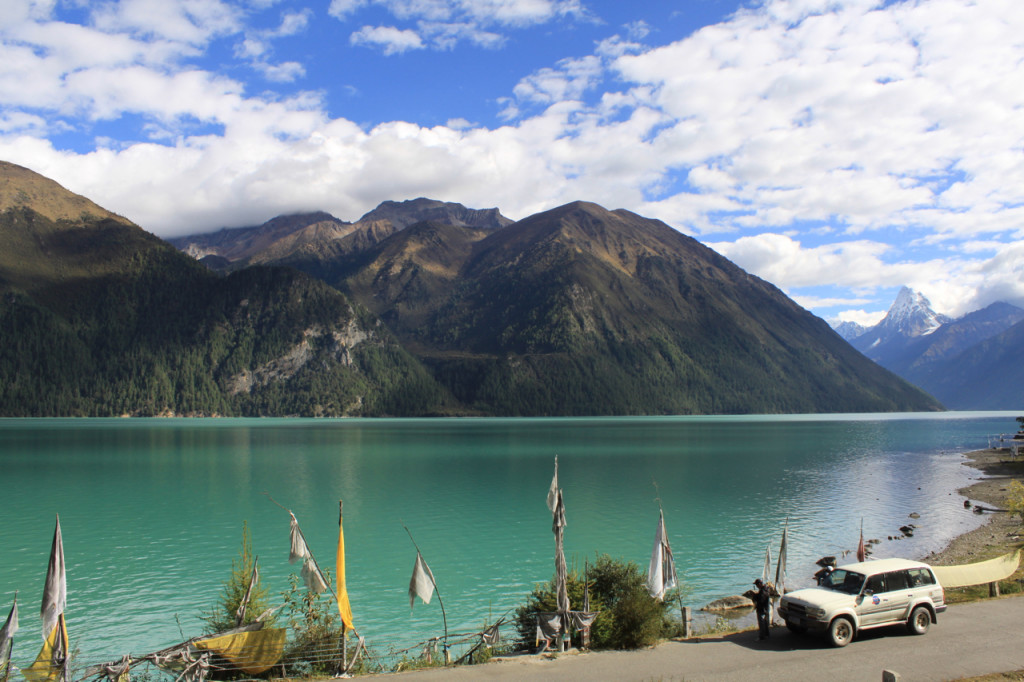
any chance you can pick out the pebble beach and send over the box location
[923,447,1023,568]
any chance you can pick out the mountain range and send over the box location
[839,287,1024,409]
[0,161,448,417]
[1,160,940,416]
[175,195,937,415]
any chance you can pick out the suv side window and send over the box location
[907,568,935,587]
[864,573,886,594]
[884,570,911,591]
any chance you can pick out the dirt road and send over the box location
[383,596,1024,681]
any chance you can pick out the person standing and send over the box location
[753,578,772,640]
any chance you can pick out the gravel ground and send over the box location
[923,448,1023,567]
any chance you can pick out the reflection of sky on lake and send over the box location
[0,413,1012,664]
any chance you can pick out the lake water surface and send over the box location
[0,413,1015,666]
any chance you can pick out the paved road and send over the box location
[381,597,1024,681]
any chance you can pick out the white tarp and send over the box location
[932,549,1021,589]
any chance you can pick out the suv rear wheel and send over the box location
[907,605,931,635]
[828,617,854,647]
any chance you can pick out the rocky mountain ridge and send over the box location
[172,197,941,415]
[0,159,944,416]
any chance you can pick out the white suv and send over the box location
[777,558,946,647]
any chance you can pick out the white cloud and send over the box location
[418,21,505,49]
[349,25,425,54]
[4,0,1024,323]
[613,0,1024,243]
[91,0,242,45]
[336,0,589,51]
[328,0,369,19]
[511,55,603,105]
[829,308,887,327]
[256,60,305,82]
[235,9,312,81]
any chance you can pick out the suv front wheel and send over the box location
[907,605,931,635]
[828,617,854,647]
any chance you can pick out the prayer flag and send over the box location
[288,512,329,594]
[22,616,67,682]
[234,558,259,628]
[546,456,559,514]
[26,517,68,682]
[0,595,18,670]
[552,489,569,616]
[336,504,355,630]
[408,551,436,609]
[646,511,677,601]
[40,517,65,642]
[775,519,788,599]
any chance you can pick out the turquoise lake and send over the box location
[0,413,1017,667]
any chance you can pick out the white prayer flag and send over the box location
[41,516,66,641]
[546,456,559,514]
[775,519,788,598]
[288,512,328,593]
[408,552,436,609]
[646,511,677,601]
[288,513,310,564]
[0,595,18,660]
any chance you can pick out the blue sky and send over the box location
[2,0,1023,326]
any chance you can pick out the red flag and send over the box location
[856,527,866,563]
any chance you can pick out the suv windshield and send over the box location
[822,569,866,594]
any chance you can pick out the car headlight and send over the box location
[807,607,826,619]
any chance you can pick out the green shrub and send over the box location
[280,570,345,675]
[514,554,679,650]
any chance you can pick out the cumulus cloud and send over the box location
[349,25,425,54]
[2,0,1024,321]
[90,0,242,45]
[615,0,1024,245]
[335,0,589,51]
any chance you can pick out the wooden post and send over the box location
[682,606,693,638]
[989,581,1001,597]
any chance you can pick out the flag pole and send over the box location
[402,524,449,648]
[263,492,361,673]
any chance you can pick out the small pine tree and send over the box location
[200,522,274,634]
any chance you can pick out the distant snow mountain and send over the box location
[832,320,868,341]
[843,287,1024,409]
[862,287,950,346]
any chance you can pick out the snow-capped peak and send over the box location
[877,287,948,337]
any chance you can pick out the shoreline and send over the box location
[922,447,1023,567]
[698,446,1021,630]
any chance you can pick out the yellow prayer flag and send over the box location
[336,502,355,630]
[22,616,68,682]
[193,628,286,675]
